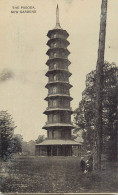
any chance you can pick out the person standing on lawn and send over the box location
[80,157,86,172]
[88,155,93,172]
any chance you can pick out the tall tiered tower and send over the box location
[43,5,73,139]
[35,5,80,156]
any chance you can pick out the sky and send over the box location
[0,0,118,141]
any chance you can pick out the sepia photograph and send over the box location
[0,0,118,193]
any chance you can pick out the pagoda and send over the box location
[35,5,81,156]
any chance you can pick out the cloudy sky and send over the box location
[0,0,118,141]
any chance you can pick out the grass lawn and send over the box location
[0,156,118,193]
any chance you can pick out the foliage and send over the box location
[13,134,23,154]
[0,111,16,160]
[21,140,36,155]
[74,62,118,160]
[35,135,46,144]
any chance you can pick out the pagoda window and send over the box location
[58,73,62,81]
[61,52,64,57]
[58,34,61,39]
[54,75,57,81]
[50,53,53,58]
[50,34,53,39]
[60,87,62,93]
[63,88,66,93]
[60,73,63,80]
[49,87,53,94]
[51,43,53,48]
[53,114,57,122]
[57,64,60,69]
[56,74,59,80]
[54,63,57,69]
[61,87,65,93]
[66,65,68,70]
[65,114,69,123]
[52,130,55,139]
[66,101,70,107]
[59,98,63,106]
[60,113,64,123]
[61,74,64,81]
[49,74,53,81]
[63,74,66,81]
[61,130,65,139]
[54,34,56,38]
[49,99,53,107]
[54,43,57,48]
[50,63,53,70]
[58,73,61,80]
[53,99,57,107]
[48,114,53,123]
[54,52,57,58]
[66,89,69,95]
[53,87,57,94]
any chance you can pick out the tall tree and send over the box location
[74,62,118,162]
[0,111,16,160]
[95,0,108,170]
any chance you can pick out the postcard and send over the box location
[0,0,118,194]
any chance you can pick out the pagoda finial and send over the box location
[54,4,61,29]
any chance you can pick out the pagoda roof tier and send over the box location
[45,94,73,101]
[46,48,70,56]
[46,58,71,66]
[45,81,73,89]
[47,38,70,47]
[47,29,69,39]
[36,139,81,146]
[43,107,73,114]
[42,122,74,130]
[45,69,72,77]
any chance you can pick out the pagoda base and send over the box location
[35,139,81,156]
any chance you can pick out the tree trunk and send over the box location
[95,0,108,171]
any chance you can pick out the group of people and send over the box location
[80,155,93,173]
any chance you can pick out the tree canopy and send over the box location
[13,134,23,154]
[0,111,16,160]
[74,62,118,161]
[35,135,46,144]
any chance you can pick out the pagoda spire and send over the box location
[54,4,61,29]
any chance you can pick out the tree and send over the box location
[21,140,37,156]
[35,135,45,144]
[13,134,22,154]
[74,62,118,161]
[95,0,108,170]
[26,140,36,155]
[22,141,31,155]
[0,111,16,160]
